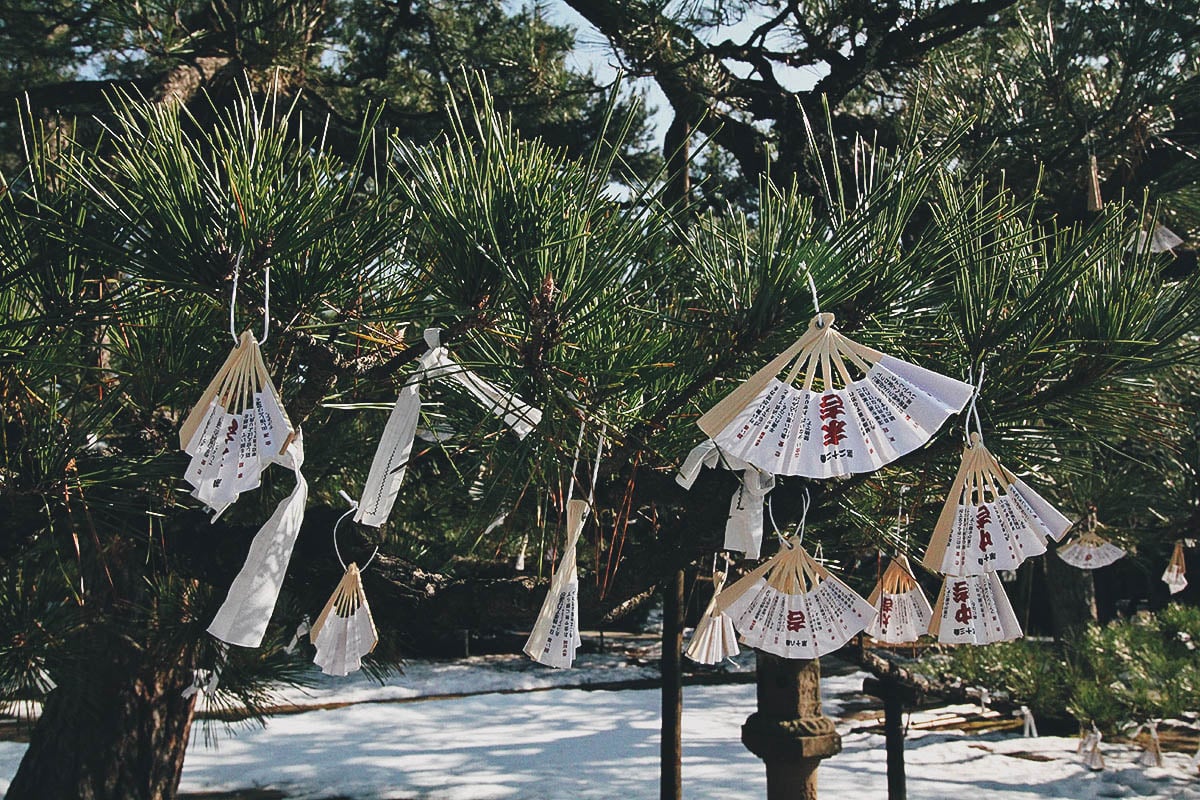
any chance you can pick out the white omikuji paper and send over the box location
[1057,536,1125,569]
[525,500,588,669]
[311,564,378,678]
[866,586,932,644]
[356,329,542,528]
[208,429,308,648]
[1163,565,1187,595]
[677,440,775,559]
[931,572,1022,646]
[713,355,972,479]
[724,576,876,659]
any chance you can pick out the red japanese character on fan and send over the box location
[819,394,847,446]
[976,505,993,551]
[786,610,806,632]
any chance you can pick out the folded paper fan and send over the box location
[928,572,1022,645]
[524,499,588,668]
[1163,541,1187,595]
[1132,223,1185,254]
[865,555,932,644]
[716,538,875,659]
[1057,530,1125,570]
[677,440,775,559]
[922,433,1071,576]
[697,314,973,479]
[310,562,378,677]
[685,565,740,665]
[179,330,294,514]
[356,329,542,527]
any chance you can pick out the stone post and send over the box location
[742,654,841,800]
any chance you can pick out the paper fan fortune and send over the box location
[697,314,973,479]
[1057,527,1125,570]
[716,538,875,659]
[922,433,1072,577]
[524,499,588,668]
[929,572,1022,645]
[865,555,932,644]
[179,330,293,514]
[1163,542,1187,595]
[310,562,378,677]
[685,564,740,665]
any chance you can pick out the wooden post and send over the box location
[742,654,841,800]
[863,674,923,800]
[661,567,685,800]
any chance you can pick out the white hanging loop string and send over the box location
[793,486,811,545]
[894,484,913,557]
[963,361,987,444]
[587,424,607,508]
[804,266,823,326]
[228,246,271,344]
[333,489,378,571]
[766,495,788,549]
[564,419,586,506]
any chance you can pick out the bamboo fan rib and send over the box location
[698,314,973,478]
[865,556,932,644]
[929,572,1022,645]
[1057,530,1125,569]
[715,539,875,659]
[1163,542,1187,595]
[922,433,1072,576]
[310,562,378,677]
[685,568,739,665]
[524,499,588,668]
[180,330,294,514]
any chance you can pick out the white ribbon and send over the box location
[356,328,541,527]
[1014,705,1037,737]
[208,430,308,648]
[677,440,775,559]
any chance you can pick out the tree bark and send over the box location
[1041,546,1097,637]
[6,652,197,800]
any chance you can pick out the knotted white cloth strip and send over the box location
[356,329,542,527]
[208,429,308,648]
[677,439,775,558]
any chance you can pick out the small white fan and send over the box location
[311,562,378,677]
[179,330,293,514]
[1164,541,1188,595]
[697,313,973,478]
[1057,513,1125,570]
[928,572,1022,645]
[685,558,740,665]
[524,499,588,668]
[865,555,932,644]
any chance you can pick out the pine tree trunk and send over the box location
[6,653,198,800]
[1041,550,1097,637]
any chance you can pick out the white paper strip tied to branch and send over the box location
[1164,541,1188,595]
[310,562,378,677]
[715,537,875,659]
[865,555,932,644]
[524,499,588,668]
[1057,530,1125,570]
[179,330,295,516]
[208,429,308,648]
[677,440,775,559]
[922,433,1072,576]
[696,313,973,478]
[685,560,740,665]
[928,572,1022,645]
[1013,705,1038,738]
[355,328,542,527]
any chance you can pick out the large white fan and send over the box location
[716,537,875,659]
[685,561,740,665]
[179,330,294,514]
[922,433,1072,576]
[311,562,378,677]
[865,555,932,644]
[929,572,1022,645]
[524,499,588,668]
[697,314,973,478]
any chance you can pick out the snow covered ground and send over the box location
[0,654,1195,799]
